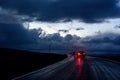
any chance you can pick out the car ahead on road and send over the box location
[76,51,86,58]
[69,51,86,59]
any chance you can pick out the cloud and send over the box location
[0,22,120,55]
[81,32,120,55]
[115,24,120,28]
[23,32,120,55]
[0,8,20,24]
[58,29,69,33]
[0,23,82,53]
[0,23,42,48]
[76,28,84,30]
[0,0,120,23]
[38,33,82,53]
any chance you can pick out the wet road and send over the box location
[12,57,120,80]
[87,57,120,80]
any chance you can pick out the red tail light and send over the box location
[77,52,81,56]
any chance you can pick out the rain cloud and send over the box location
[0,0,120,23]
[0,23,120,55]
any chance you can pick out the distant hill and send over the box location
[0,48,67,80]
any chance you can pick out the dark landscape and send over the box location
[0,48,67,80]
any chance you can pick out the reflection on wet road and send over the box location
[13,57,120,80]
[13,57,84,80]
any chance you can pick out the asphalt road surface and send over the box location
[12,56,120,80]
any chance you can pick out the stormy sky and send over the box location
[0,0,120,55]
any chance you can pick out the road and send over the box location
[12,56,120,80]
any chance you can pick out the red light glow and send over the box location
[77,53,81,56]
[77,58,81,65]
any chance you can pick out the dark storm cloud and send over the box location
[41,32,120,54]
[38,33,82,53]
[82,33,120,44]
[0,0,120,23]
[81,32,120,55]
[115,24,120,28]
[0,23,82,53]
[76,28,84,30]
[0,23,41,48]
[0,23,120,54]
[0,8,20,24]
[58,29,69,33]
